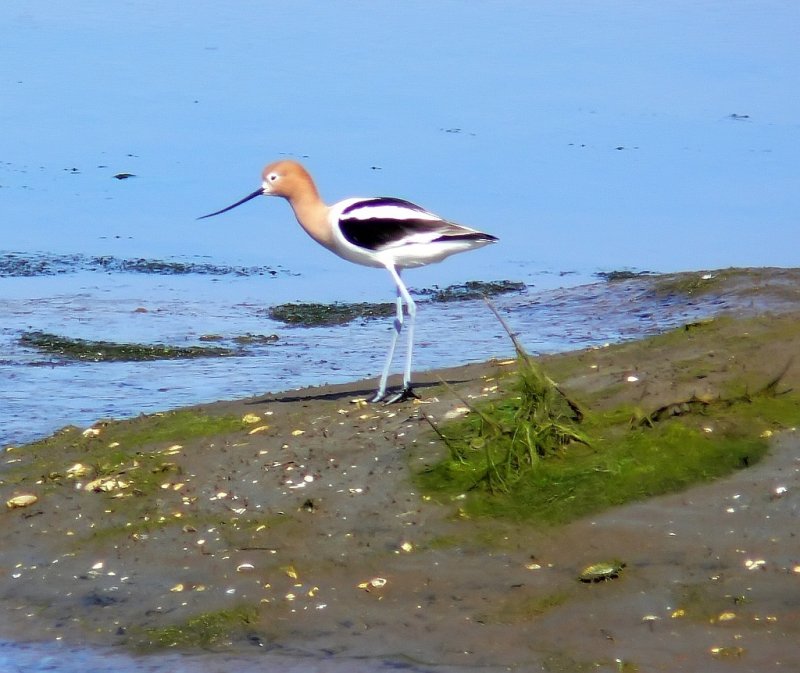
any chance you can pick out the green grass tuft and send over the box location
[417,321,793,525]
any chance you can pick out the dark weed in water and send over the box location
[231,333,280,345]
[20,331,234,361]
[268,280,526,327]
[415,279,526,302]
[0,251,286,277]
[596,270,655,282]
[269,301,395,326]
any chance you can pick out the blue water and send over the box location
[2,1,798,272]
[1,1,799,669]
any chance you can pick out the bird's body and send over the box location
[199,160,497,402]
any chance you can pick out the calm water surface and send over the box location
[1,1,798,670]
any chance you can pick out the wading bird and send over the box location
[199,160,497,403]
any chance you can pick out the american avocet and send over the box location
[199,160,498,403]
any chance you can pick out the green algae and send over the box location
[20,331,233,361]
[646,267,784,298]
[419,388,781,525]
[139,605,261,650]
[479,590,571,624]
[3,410,248,493]
[83,511,285,547]
[416,318,797,525]
[650,270,733,297]
[671,582,755,624]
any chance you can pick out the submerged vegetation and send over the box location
[0,251,282,277]
[416,279,526,302]
[20,331,234,361]
[596,270,655,282]
[269,279,526,326]
[418,315,797,525]
[269,301,396,326]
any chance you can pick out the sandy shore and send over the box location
[2,270,800,672]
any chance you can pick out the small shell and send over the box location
[443,406,471,420]
[579,560,625,582]
[242,413,261,424]
[358,577,387,590]
[710,646,745,658]
[85,477,129,492]
[66,463,93,478]
[6,494,38,509]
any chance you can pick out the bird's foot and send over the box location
[371,385,419,405]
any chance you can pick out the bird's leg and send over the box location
[378,266,418,404]
[371,284,404,403]
[401,287,416,391]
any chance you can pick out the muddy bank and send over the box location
[2,273,800,671]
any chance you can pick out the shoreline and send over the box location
[5,265,800,450]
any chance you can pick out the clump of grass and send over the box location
[441,302,588,492]
[422,394,777,525]
[418,305,793,525]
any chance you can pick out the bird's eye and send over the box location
[268,173,278,182]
